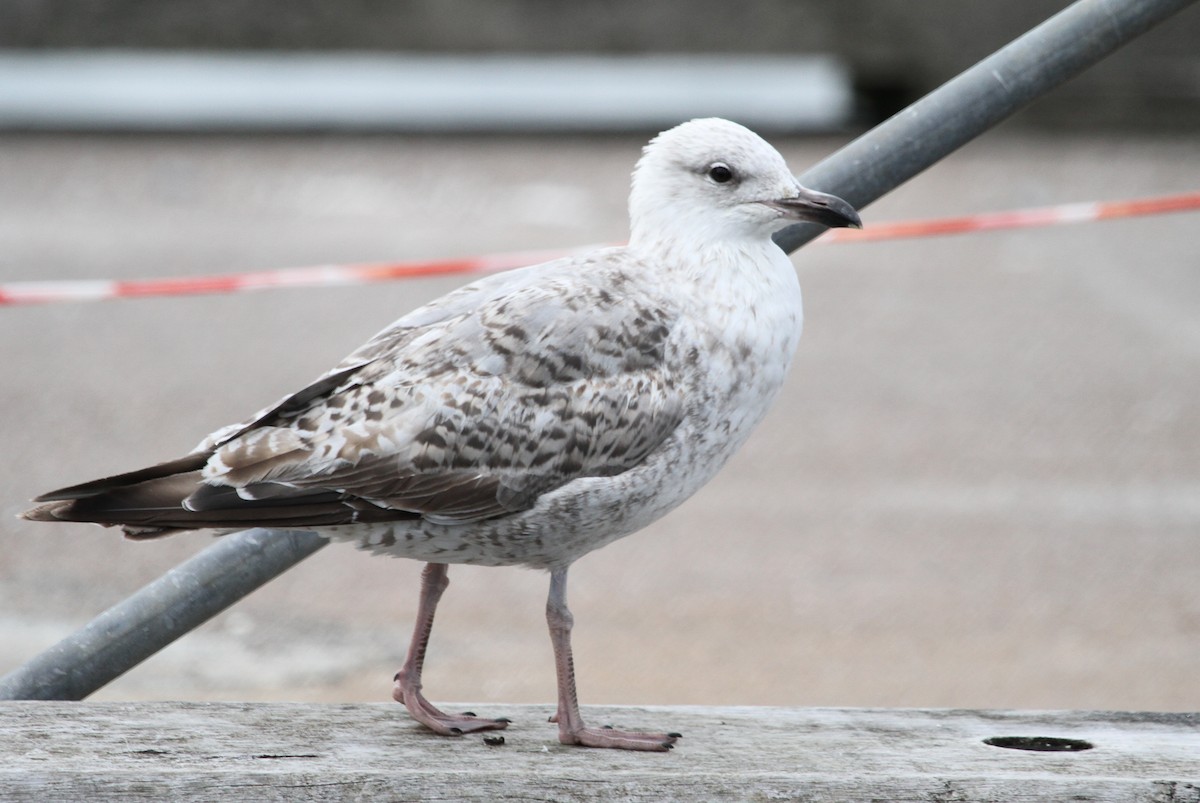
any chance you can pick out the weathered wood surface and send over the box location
[1,703,1197,801]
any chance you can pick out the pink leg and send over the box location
[393,563,509,735]
[546,567,680,751]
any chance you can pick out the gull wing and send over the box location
[190,253,685,526]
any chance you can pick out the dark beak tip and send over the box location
[816,206,862,231]
[827,197,863,230]
[769,191,861,230]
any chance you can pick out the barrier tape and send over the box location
[3,191,1197,306]
[820,191,1200,243]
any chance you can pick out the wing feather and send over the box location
[197,254,686,524]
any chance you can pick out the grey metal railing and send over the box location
[1,0,1195,702]
[0,529,327,700]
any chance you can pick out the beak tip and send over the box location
[768,188,862,230]
[829,199,863,231]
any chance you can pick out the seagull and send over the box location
[23,118,860,751]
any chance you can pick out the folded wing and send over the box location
[26,255,686,537]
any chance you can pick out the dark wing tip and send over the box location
[19,502,68,522]
[33,488,90,503]
[31,452,212,503]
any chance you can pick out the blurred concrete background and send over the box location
[2,0,1199,128]
[0,2,1198,715]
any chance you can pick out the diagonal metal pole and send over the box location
[776,0,1200,252]
[1,0,1195,702]
[0,529,327,700]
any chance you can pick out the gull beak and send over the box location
[763,185,862,230]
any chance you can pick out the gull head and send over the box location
[628,118,860,249]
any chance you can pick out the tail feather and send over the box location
[22,472,207,538]
[22,456,417,539]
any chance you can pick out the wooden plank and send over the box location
[1,703,1197,801]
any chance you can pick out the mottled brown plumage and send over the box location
[24,118,860,750]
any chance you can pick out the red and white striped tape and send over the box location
[2,191,1197,306]
[0,247,592,307]
[820,191,1200,243]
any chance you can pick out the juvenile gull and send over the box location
[24,118,860,751]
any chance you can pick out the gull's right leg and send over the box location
[393,562,510,735]
[546,566,680,751]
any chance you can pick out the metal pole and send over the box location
[1,0,1194,702]
[0,529,327,700]
[776,0,1198,253]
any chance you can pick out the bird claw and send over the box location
[407,704,511,736]
[559,725,680,752]
[393,677,510,736]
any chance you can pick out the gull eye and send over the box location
[706,163,735,184]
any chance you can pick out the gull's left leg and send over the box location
[545,566,680,751]
[393,562,510,735]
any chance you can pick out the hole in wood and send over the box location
[983,736,1094,752]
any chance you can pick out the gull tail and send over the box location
[22,454,209,538]
[21,454,409,539]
